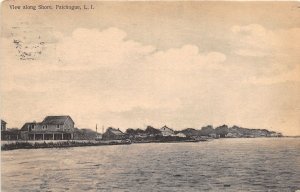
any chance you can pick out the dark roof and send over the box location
[42,116,74,125]
[1,120,7,124]
[107,127,124,136]
[21,122,38,131]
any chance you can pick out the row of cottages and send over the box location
[20,116,75,140]
[101,126,187,140]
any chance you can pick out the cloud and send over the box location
[1,26,300,135]
[51,28,229,105]
[1,27,229,127]
[248,65,300,84]
[231,24,270,57]
[55,28,156,70]
[231,24,300,60]
[230,24,300,84]
[146,45,226,71]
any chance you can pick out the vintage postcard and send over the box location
[1,1,300,191]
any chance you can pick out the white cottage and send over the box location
[160,125,175,136]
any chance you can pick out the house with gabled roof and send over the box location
[160,125,175,136]
[20,122,38,140]
[102,127,125,140]
[39,116,74,132]
[20,116,75,140]
[21,122,38,132]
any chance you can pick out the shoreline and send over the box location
[1,137,291,151]
[1,139,208,151]
[1,140,132,151]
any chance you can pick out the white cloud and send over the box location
[230,24,300,84]
[145,45,226,71]
[1,27,228,113]
[2,26,300,135]
[247,65,300,84]
[231,24,300,59]
[55,28,156,70]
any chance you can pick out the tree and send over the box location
[215,125,229,138]
[200,125,215,136]
[126,128,137,135]
[180,128,200,137]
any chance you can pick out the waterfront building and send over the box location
[20,116,75,140]
[1,129,20,141]
[160,125,175,136]
[102,127,125,140]
[1,120,21,140]
[20,122,38,140]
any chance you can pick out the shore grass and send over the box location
[1,140,131,151]
[1,137,207,151]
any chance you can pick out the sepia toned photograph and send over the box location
[1,1,300,191]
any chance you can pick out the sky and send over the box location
[1,1,300,135]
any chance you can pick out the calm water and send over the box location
[2,138,300,192]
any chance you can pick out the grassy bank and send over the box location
[1,140,131,151]
[1,137,209,151]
